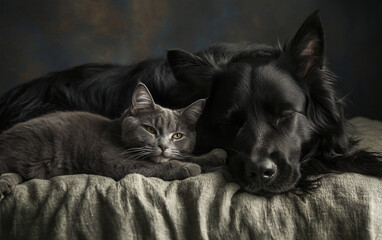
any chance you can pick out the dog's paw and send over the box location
[0,180,12,201]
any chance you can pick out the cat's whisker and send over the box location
[127,152,153,162]
[123,147,151,152]
[116,147,154,157]
[133,155,150,162]
[171,152,192,160]
[174,151,192,157]
[122,150,148,155]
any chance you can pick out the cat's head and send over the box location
[121,83,205,163]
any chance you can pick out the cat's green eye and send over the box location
[145,126,156,134]
[172,133,183,139]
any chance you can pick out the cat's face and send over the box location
[121,83,205,163]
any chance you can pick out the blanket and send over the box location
[1,117,382,239]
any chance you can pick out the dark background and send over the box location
[1,1,381,120]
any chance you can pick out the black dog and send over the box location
[0,11,381,194]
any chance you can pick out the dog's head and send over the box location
[167,11,346,194]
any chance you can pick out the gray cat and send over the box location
[0,83,226,199]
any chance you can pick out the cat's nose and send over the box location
[159,145,168,152]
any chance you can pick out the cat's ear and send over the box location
[131,83,155,113]
[285,10,325,79]
[167,49,219,88]
[181,99,205,124]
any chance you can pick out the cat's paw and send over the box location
[168,160,201,180]
[0,173,22,200]
[0,180,12,201]
[181,162,202,177]
[208,148,227,166]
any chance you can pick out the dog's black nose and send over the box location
[247,158,277,182]
[258,159,277,179]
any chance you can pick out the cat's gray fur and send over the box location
[0,83,226,200]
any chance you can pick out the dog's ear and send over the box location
[286,10,325,79]
[167,49,218,87]
[287,12,350,161]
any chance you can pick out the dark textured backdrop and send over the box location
[1,0,381,120]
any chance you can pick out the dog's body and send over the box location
[1,11,381,195]
[0,44,264,132]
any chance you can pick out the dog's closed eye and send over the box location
[280,110,296,118]
[275,110,297,127]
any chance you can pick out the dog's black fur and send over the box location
[0,11,381,195]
